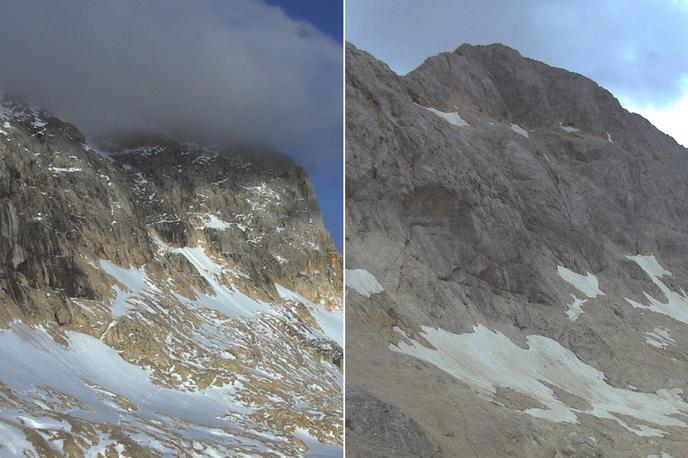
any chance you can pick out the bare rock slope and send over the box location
[346,42,688,457]
[0,99,342,457]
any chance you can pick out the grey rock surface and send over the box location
[346,42,688,457]
[346,387,440,458]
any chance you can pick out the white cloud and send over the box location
[621,79,688,148]
[674,0,688,11]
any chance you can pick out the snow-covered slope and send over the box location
[0,99,342,457]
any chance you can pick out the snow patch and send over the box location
[418,104,469,127]
[48,166,82,174]
[560,123,579,133]
[345,269,384,298]
[607,132,614,143]
[156,240,271,318]
[177,247,271,317]
[557,266,603,298]
[0,323,250,453]
[0,422,37,456]
[273,254,288,265]
[557,266,603,321]
[99,260,154,318]
[391,325,688,436]
[625,255,688,324]
[644,327,675,349]
[565,295,587,321]
[510,123,529,138]
[204,214,232,230]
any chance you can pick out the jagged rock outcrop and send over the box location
[346,42,688,457]
[0,98,342,456]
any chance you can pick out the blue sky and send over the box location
[347,0,688,148]
[265,0,343,44]
[265,0,343,250]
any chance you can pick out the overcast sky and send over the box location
[347,0,688,147]
[0,0,343,248]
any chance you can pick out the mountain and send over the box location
[345,42,688,457]
[0,98,342,457]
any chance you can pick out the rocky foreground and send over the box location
[0,99,342,457]
[346,42,688,457]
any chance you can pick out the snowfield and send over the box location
[275,283,343,347]
[391,324,688,436]
[0,323,261,457]
[0,240,343,456]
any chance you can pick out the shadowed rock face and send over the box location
[345,388,440,458]
[346,42,688,457]
[0,99,342,456]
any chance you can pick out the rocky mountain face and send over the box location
[0,99,342,457]
[345,42,688,457]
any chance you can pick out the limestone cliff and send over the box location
[346,42,688,457]
[0,98,342,457]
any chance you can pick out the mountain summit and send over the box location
[346,42,688,457]
[0,99,342,456]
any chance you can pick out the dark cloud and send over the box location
[0,0,342,163]
[347,0,688,105]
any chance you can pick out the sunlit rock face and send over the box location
[0,99,342,457]
[345,42,688,457]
